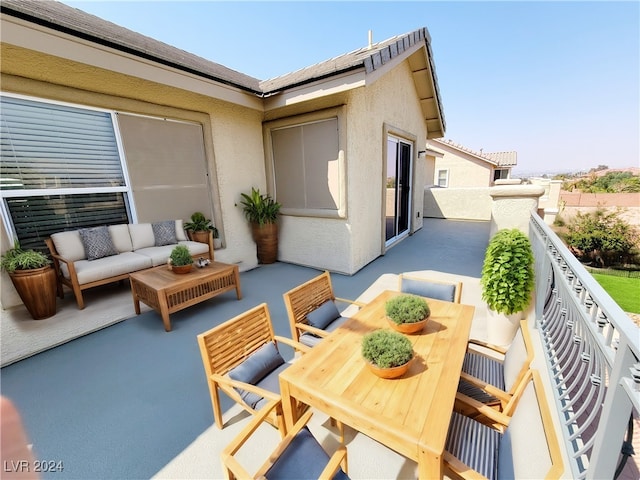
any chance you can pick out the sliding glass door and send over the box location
[385,136,412,245]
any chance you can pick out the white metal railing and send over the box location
[530,213,639,479]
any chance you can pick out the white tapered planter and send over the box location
[486,308,521,347]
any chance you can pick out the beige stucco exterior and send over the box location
[0,10,441,312]
[426,139,513,187]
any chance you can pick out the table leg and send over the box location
[233,266,242,300]
[157,291,172,332]
[131,281,141,315]
[278,377,297,432]
[418,446,443,480]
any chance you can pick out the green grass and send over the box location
[591,273,640,313]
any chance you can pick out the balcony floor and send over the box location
[1,218,499,479]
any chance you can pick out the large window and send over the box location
[268,114,344,217]
[0,95,131,251]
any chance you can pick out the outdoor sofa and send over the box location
[45,220,212,309]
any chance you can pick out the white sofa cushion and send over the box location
[70,252,152,285]
[135,241,209,267]
[108,224,133,253]
[51,231,86,262]
[175,219,188,242]
[128,224,155,251]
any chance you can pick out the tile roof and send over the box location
[430,138,517,167]
[1,0,443,120]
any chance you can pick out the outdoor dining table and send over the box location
[278,289,475,479]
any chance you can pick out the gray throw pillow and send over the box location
[152,220,177,246]
[306,300,341,330]
[228,342,284,409]
[78,226,118,261]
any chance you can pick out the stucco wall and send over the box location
[1,49,265,308]
[274,61,428,274]
[423,187,493,220]
[432,147,493,187]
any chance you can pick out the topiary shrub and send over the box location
[385,294,430,324]
[169,245,193,266]
[361,329,413,369]
[480,228,534,315]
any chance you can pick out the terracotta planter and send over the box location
[366,357,413,379]
[9,266,57,320]
[387,316,429,334]
[251,222,278,264]
[188,230,211,244]
[171,264,193,274]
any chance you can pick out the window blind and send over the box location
[1,96,124,190]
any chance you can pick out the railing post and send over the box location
[489,185,545,237]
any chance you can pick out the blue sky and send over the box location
[61,1,639,175]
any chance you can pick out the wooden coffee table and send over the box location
[129,262,242,331]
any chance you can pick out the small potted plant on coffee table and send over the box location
[385,294,431,334]
[361,329,414,379]
[168,245,193,274]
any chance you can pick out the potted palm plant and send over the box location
[184,211,219,247]
[361,329,414,379]
[480,228,535,346]
[385,294,431,334]
[1,241,57,319]
[239,187,281,264]
[168,245,193,274]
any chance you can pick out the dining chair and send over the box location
[445,370,564,480]
[196,303,308,437]
[456,320,534,416]
[221,399,349,480]
[283,271,365,347]
[398,273,463,303]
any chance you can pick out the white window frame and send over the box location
[437,169,449,187]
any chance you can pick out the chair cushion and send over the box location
[51,230,86,262]
[265,426,350,480]
[459,351,505,404]
[299,316,348,347]
[498,381,551,479]
[70,252,152,284]
[174,219,188,242]
[152,220,177,246]
[228,342,285,409]
[108,224,133,253]
[401,278,456,302]
[78,226,118,261]
[306,300,341,330]
[252,362,290,411]
[446,411,501,480]
[502,327,527,391]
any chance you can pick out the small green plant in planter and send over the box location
[385,294,431,324]
[361,329,413,369]
[1,242,51,273]
[239,187,282,264]
[169,245,193,273]
[1,241,56,320]
[184,211,219,239]
[480,228,535,345]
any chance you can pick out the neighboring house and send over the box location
[0,0,446,309]
[425,138,516,187]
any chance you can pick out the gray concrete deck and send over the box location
[0,218,493,479]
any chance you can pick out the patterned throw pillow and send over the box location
[78,226,118,261]
[152,221,177,246]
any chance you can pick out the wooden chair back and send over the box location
[283,271,336,343]
[197,303,282,431]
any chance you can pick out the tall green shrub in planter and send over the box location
[481,228,534,345]
[240,187,281,264]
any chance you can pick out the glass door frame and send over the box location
[384,133,413,248]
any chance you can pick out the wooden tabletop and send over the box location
[279,289,475,479]
[129,262,236,289]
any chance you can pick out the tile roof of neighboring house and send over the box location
[429,138,517,167]
[1,0,445,131]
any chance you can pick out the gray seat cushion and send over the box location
[400,278,456,302]
[264,426,350,480]
[306,300,341,329]
[299,316,348,347]
[228,342,285,410]
[458,351,505,403]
